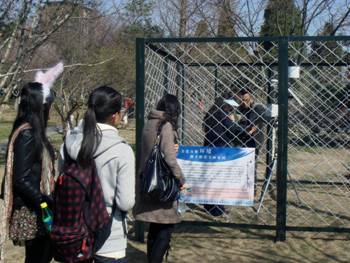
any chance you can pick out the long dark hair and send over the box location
[156,94,181,130]
[9,82,54,160]
[77,86,122,168]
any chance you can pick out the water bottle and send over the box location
[40,202,53,232]
[177,194,188,214]
[178,188,191,214]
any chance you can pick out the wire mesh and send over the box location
[286,40,350,229]
[143,38,350,230]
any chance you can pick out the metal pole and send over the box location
[163,57,169,94]
[214,66,218,97]
[275,37,289,242]
[135,38,145,243]
[181,64,186,144]
[265,67,273,182]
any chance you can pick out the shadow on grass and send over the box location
[128,221,350,263]
[288,200,350,222]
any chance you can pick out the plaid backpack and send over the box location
[51,147,112,263]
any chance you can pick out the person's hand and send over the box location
[180,183,189,191]
[248,125,258,135]
[174,144,179,154]
[241,93,253,108]
[228,113,235,121]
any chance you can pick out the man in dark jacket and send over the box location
[237,88,268,195]
[203,94,246,216]
[204,95,245,148]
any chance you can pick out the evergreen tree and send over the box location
[311,22,343,63]
[122,0,162,39]
[125,0,153,27]
[308,22,345,128]
[259,0,302,61]
[260,0,302,37]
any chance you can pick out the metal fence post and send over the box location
[135,38,145,243]
[214,66,218,97]
[276,37,289,242]
[175,62,186,143]
[163,57,169,94]
[265,67,273,182]
[181,64,186,144]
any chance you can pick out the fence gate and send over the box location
[135,36,350,241]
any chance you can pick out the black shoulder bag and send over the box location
[141,123,180,202]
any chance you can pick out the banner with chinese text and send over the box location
[177,146,255,206]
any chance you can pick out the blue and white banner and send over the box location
[177,146,255,206]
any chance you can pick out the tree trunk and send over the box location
[179,0,188,37]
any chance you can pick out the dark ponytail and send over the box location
[77,86,122,168]
[77,107,101,168]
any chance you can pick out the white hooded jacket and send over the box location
[60,122,135,258]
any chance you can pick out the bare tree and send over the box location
[192,0,350,38]
[0,1,84,113]
[45,2,125,134]
[0,0,127,128]
[155,0,210,37]
[294,0,350,36]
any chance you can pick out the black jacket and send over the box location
[238,103,267,150]
[12,129,44,212]
[204,108,246,147]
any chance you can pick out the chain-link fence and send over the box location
[136,36,350,241]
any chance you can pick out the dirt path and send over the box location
[1,120,349,262]
[2,227,350,263]
[1,161,350,263]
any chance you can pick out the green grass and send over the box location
[48,133,64,152]
[0,120,12,142]
[0,120,12,166]
[290,146,321,154]
[0,154,5,166]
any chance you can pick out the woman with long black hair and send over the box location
[62,86,135,263]
[0,61,63,263]
[134,94,186,263]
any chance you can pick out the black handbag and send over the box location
[141,125,180,202]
